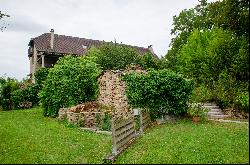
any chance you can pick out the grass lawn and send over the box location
[0,107,249,164]
[116,119,249,164]
[0,107,111,164]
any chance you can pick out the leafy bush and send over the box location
[187,103,209,122]
[86,43,141,70]
[40,56,101,117]
[191,84,213,103]
[235,91,249,113]
[138,52,159,70]
[123,69,194,119]
[98,113,112,131]
[0,77,19,110]
[11,84,39,109]
[34,67,49,88]
[175,28,249,111]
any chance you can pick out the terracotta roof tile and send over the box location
[31,33,158,58]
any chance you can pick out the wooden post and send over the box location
[111,118,117,155]
[29,56,33,75]
[139,109,143,133]
[32,45,37,83]
[41,55,45,67]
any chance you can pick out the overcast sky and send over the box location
[0,0,217,80]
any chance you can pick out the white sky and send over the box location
[0,0,217,80]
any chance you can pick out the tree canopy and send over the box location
[165,0,249,69]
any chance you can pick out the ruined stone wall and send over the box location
[97,64,146,119]
[58,64,146,127]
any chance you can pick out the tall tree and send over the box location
[166,0,211,70]
[165,0,249,69]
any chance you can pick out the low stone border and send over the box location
[209,119,248,124]
[79,127,112,135]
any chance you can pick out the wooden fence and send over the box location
[111,116,136,155]
[104,109,151,162]
[140,111,151,133]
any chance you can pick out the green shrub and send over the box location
[39,56,101,117]
[99,113,112,131]
[138,52,159,70]
[191,84,213,103]
[235,91,249,113]
[123,69,194,119]
[34,67,49,89]
[86,43,141,70]
[187,103,209,122]
[175,28,249,112]
[0,77,19,110]
[11,84,39,109]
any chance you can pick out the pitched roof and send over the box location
[29,32,158,58]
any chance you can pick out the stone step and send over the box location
[202,105,220,109]
[208,115,231,119]
[202,103,217,106]
[208,111,223,115]
[209,108,222,112]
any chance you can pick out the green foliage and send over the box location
[138,52,159,70]
[123,69,194,118]
[98,113,112,131]
[187,103,209,121]
[235,91,249,113]
[207,0,249,37]
[0,77,19,110]
[190,84,213,103]
[175,28,249,111]
[166,0,249,69]
[11,84,39,109]
[10,68,49,110]
[86,43,141,70]
[34,67,49,88]
[40,56,101,117]
[176,28,244,84]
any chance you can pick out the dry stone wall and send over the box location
[58,64,146,128]
[97,64,146,119]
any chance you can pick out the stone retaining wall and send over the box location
[58,107,105,128]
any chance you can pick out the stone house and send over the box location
[28,29,158,82]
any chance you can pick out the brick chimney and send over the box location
[148,45,154,54]
[50,29,54,49]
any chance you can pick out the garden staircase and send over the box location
[201,103,231,120]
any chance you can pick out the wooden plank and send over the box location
[114,120,133,132]
[111,119,117,155]
[142,118,150,125]
[115,122,134,138]
[116,130,135,149]
[103,136,137,163]
[114,117,134,130]
[143,119,150,127]
[115,126,135,144]
[142,114,149,120]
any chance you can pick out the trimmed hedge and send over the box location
[123,69,194,119]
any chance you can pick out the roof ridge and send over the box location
[35,32,149,50]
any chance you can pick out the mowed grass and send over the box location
[0,107,249,164]
[116,119,249,164]
[0,107,111,164]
